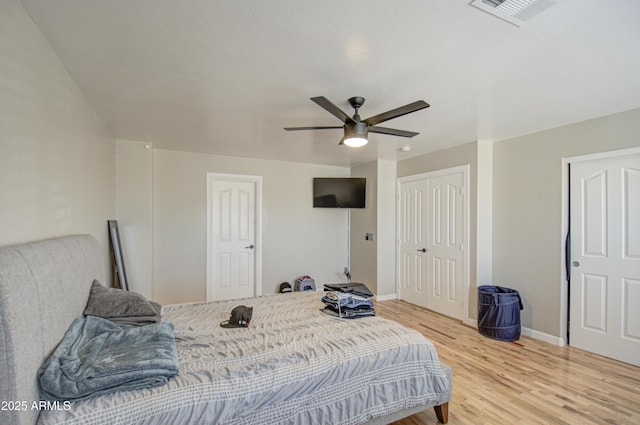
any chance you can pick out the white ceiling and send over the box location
[21,0,640,167]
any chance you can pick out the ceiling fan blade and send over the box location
[369,126,419,138]
[363,100,430,126]
[284,126,343,131]
[311,96,354,124]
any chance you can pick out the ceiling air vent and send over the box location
[470,0,558,26]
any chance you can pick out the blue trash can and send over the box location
[478,285,523,342]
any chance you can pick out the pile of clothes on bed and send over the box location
[321,282,375,319]
[38,281,178,402]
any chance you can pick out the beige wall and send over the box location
[350,162,379,293]
[349,160,397,297]
[152,149,350,304]
[476,141,493,291]
[116,140,153,298]
[376,160,397,297]
[398,142,478,180]
[0,0,114,267]
[492,108,640,338]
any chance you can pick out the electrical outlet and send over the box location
[343,266,351,282]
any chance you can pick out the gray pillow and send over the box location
[84,280,157,318]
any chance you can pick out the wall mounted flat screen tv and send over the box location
[313,177,366,208]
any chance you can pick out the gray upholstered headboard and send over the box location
[0,235,105,425]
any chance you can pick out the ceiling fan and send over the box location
[284,96,430,147]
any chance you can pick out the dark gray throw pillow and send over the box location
[84,280,157,318]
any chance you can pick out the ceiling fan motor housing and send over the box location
[345,121,368,138]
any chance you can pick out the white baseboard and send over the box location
[521,327,566,346]
[462,318,478,328]
[375,293,397,302]
[462,319,565,346]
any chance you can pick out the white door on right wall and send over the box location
[570,153,640,366]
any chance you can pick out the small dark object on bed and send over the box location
[220,305,253,328]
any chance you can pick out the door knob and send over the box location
[572,261,580,267]
[245,244,254,249]
[417,248,427,253]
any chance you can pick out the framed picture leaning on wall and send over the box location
[107,220,129,291]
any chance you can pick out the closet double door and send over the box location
[397,166,468,320]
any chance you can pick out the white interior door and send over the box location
[397,166,468,319]
[398,179,429,308]
[427,171,466,319]
[570,153,640,366]
[207,175,258,301]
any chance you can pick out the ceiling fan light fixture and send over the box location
[343,136,368,147]
[343,121,368,147]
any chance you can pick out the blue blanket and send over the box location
[38,316,179,402]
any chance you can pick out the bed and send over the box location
[0,235,452,425]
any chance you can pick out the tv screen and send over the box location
[313,177,366,208]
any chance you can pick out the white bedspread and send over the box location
[38,292,449,425]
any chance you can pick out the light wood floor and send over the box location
[375,300,640,425]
